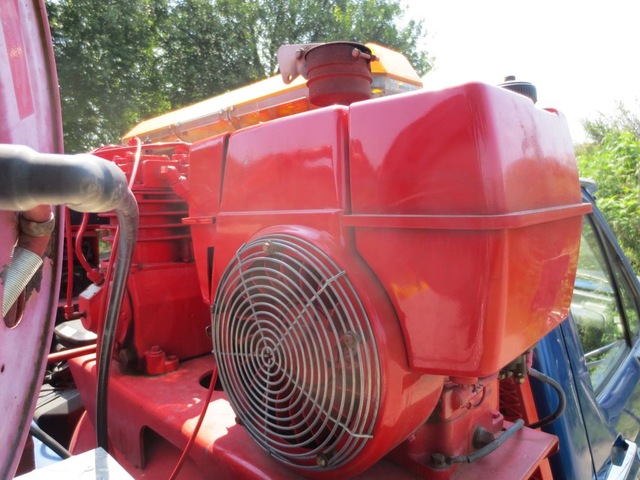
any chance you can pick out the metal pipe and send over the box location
[47,344,97,364]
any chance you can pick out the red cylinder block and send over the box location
[89,143,211,369]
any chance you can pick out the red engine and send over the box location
[63,46,588,479]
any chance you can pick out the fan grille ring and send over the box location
[212,234,380,471]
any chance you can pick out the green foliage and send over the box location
[47,0,171,152]
[46,0,430,152]
[577,111,640,271]
[583,102,640,144]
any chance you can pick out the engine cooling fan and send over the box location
[212,234,380,472]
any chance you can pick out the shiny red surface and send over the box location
[186,134,228,304]
[179,106,449,476]
[210,106,352,304]
[0,0,62,152]
[69,355,426,480]
[348,83,581,215]
[87,143,211,368]
[347,84,588,376]
[70,354,556,480]
[179,87,584,475]
[0,1,63,478]
[67,81,585,478]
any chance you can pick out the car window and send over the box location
[572,217,632,390]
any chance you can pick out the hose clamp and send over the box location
[19,212,56,237]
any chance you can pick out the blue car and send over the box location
[534,181,640,479]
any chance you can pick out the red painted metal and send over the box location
[304,42,373,106]
[64,82,580,478]
[61,82,583,478]
[77,142,212,371]
[184,134,227,304]
[0,1,64,478]
[69,354,557,479]
[348,83,589,377]
[500,377,555,480]
[144,345,179,375]
[0,0,62,151]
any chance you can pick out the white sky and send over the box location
[402,0,640,143]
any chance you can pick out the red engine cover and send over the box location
[346,83,589,376]
[184,85,584,477]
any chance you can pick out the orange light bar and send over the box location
[122,43,422,144]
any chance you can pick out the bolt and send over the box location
[316,453,330,468]
[351,48,372,60]
[118,348,137,371]
[340,331,360,350]
[430,452,448,469]
[262,241,276,255]
[472,426,494,449]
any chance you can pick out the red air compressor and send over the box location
[56,43,588,479]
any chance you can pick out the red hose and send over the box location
[64,208,76,319]
[75,212,103,284]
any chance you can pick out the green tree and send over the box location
[577,106,640,270]
[160,0,430,106]
[583,102,640,144]
[46,0,430,152]
[47,0,171,152]
[158,0,265,108]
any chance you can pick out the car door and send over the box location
[564,185,640,479]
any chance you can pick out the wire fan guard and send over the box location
[212,234,380,471]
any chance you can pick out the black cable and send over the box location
[29,422,71,460]
[527,367,566,430]
[447,419,525,465]
[96,192,138,451]
[0,145,139,454]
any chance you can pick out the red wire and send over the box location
[168,366,218,480]
[64,208,75,318]
[74,212,92,273]
[75,212,104,284]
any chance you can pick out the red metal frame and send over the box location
[70,354,558,479]
[0,1,64,477]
